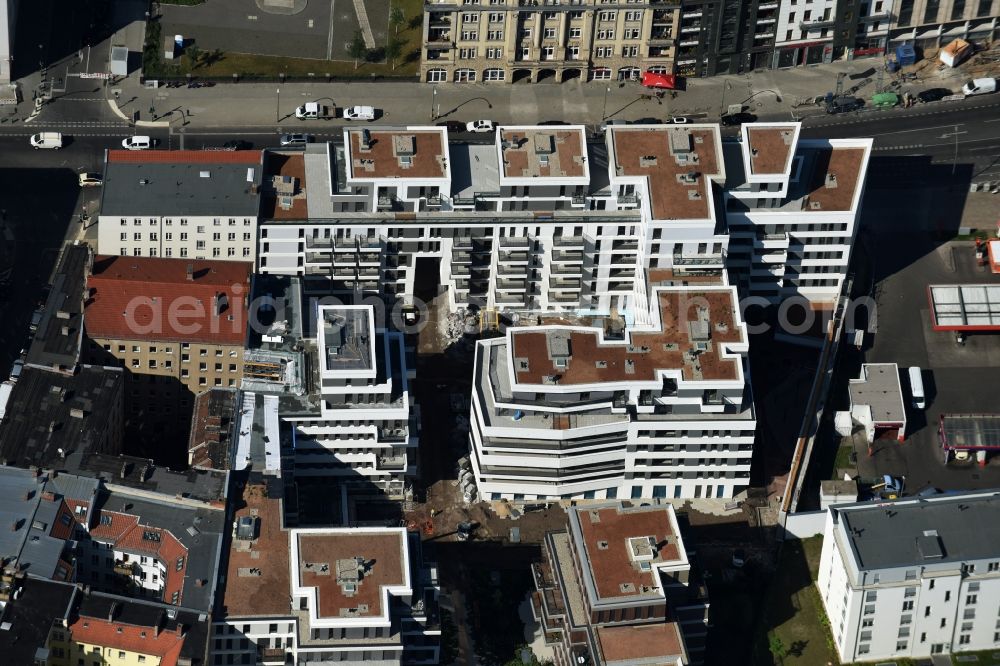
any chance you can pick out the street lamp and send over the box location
[720,81,732,117]
[275,88,281,123]
[602,86,611,120]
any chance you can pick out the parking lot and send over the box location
[159,0,387,61]
[852,231,1000,492]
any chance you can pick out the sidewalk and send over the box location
[101,55,971,130]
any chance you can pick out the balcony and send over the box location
[611,239,639,251]
[550,262,582,276]
[799,18,836,29]
[452,264,470,276]
[757,1,778,8]
[378,454,408,471]
[501,251,530,264]
[552,251,584,264]
[259,647,287,664]
[680,24,701,33]
[454,237,473,250]
[554,235,585,248]
[497,279,528,292]
[304,237,333,249]
[616,193,639,205]
[499,262,529,276]
[500,237,531,249]
[497,293,526,304]
[860,11,891,21]
[549,277,582,291]
[452,251,472,264]
[549,292,579,302]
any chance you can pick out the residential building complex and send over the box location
[258,123,869,314]
[97,150,263,262]
[887,0,999,48]
[82,256,252,454]
[533,502,708,665]
[211,475,440,666]
[818,490,1000,662]
[420,0,679,83]
[469,280,754,500]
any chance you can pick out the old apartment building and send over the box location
[533,502,708,665]
[887,0,999,47]
[258,122,870,315]
[97,150,264,262]
[82,256,252,455]
[818,490,1000,662]
[420,0,679,83]
[211,475,440,665]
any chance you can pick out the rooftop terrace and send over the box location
[745,125,797,176]
[346,129,449,181]
[261,152,309,220]
[509,287,745,386]
[609,126,722,221]
[499,127,588,181]
[320,307,374,374]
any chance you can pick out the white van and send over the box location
[962,78,996,96]
[908,366,926,409]
[342,105,377,121]
[29,132,63,149]
[122,136,152,150]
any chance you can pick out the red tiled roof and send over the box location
[90,510,139,542]
[595,623,685,663]
[48,500,79,541]
[69,615,187,665]
[85,256,252,345]
[106,150,263,165]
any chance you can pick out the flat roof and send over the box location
[25,244,90,372]
[940,414,1000,450]
[293,528,408,622]
[609,126,722,221]
[346,129,449,181]
[848,363,906,424]
[100,150,263,217]
[510,286,745,387]
[90,489,225,611]
[570,503,685,604]
[929,284,1000,330]
[0,578,76,665]
[219,476,290,618]
[839,491,1000,570]
[188,388,238,470]
[746,125,797,176]
[319,307,374,374]
[499,127,588,181]
[60,452,228,504]
[261,152,309,220]
[86,256,252,346]
[801,146,866,213]
[595,623,685,664]
[0,364,123,470]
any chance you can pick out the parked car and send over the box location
[466,119,496,133]
[961,77,996,96]
[30,132,63,149]
[917,87,953,103]
[121,135,152,150]
[721,112,757,126]
[435,121,466,133]
[279,133,312,147]
[9,360,23,383]
[826,96,863,114]
[670,116,690,124]
[871,92,900,108]
[342,105,377,121]
[78,172,103,187]
[222,140,253,150]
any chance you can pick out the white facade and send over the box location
[98,214,257,261]
[469,282,755,501]
[0,0,15,84]
[282,304,417,499]
[818,491,1000,662]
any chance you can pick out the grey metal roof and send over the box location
[25,244,90,372]
[848,363,905,424]
[100,158,263,217]
[93,489,225,612]
[60,452,228,504]
[840,491,1000,571]
[0,467,77,580]
[0,364,123,469]
[0,577,76,665]
[940,414,1000,450]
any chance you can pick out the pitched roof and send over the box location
[85,256,252,346]
[106,150,263,165]
[68,615,187,665]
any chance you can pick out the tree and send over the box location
[768,635,787,665]
[185,44,202,69]
[347,31,367,69]
[385,37,403,70]
[389,5,406,35]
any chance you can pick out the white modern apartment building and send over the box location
[97,150,263,262]
[723,122,872,307]
[256,122,867,314]
[271,303,417,499]
[212,476,440,666]
[469,279,755,501]
[818,490,1000,662]
[0,0,15,84]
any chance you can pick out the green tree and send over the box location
[385,37,403,70]
[389,5,406,35]
[768,635,787,665]
[347,31,367,69]
[185,44,202,69]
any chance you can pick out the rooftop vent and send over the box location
[199,171,210,178]
[393,134,416,157]
[533,133,554,155]
[361,129,373,151]
[597,540,609,550]
[619,582,636,594]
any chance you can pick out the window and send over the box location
[462,12,477,23]
[542,45,554,59]
[427,68,447,83]
[544,27,556,38]
[864,604,876,615]
[486,47,501,58]
[570,27,582,37]
[968,594,979,605]
[243,248,251,257]
[484,68,505,80]
[960,634,971,645]
[896,641,908,650]
[487,30,504,40]
[862,619,873,628]
[488,11,503,21]
[902,600,914,611]
[599,10,616,21]
[858,644,870,655]
[569,46,580,59]
[625,10,641,20]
